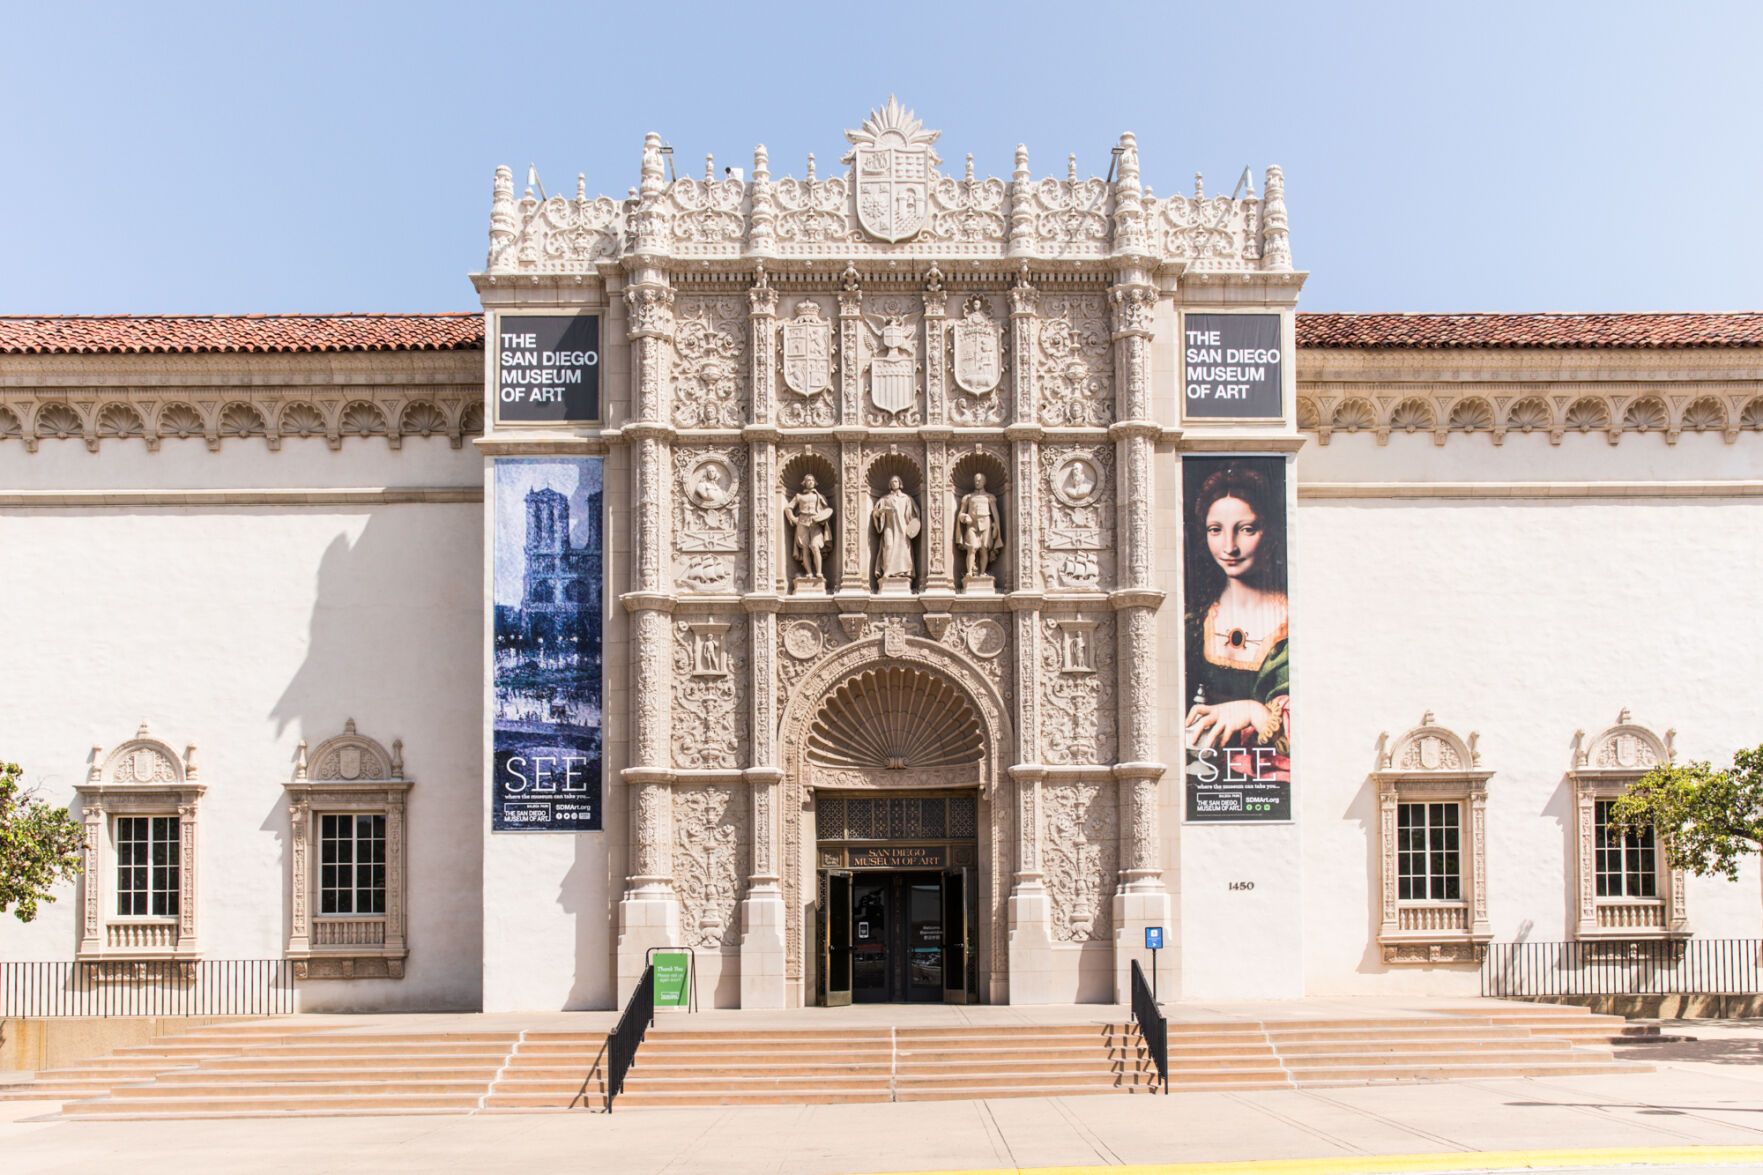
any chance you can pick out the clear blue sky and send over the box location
[4,0,1758,315]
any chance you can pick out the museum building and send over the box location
[2,104,1760,1013]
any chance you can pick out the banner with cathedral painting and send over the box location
[492,458,604,831]
[1182,455,1292,823]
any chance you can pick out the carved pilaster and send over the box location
[1117,433,1154,590]
[751,440,777,592]
[748,768,781,884]
[1110,287,1155,422]
[1469,790,1490,937]
[1117,769,1162,886]
[1008,274,1037,424]
[626,286,676,424]
[1014,608,1040,765]
[749,609,778,766]
[634,436,669,593]
[1013,766,1044,882]
[923,269,948,427]
[288,802,311,953]
[838,441,862,587]
[749,272,778,426]
[925,439,952,590]
[176,800,198,947]
[632,609,672,767]
[837,273,862,426]
[1379,786,1399,933]
[385,799,406,951]
[1110,133,1150,259]
[80,809,102,954]
[1118,605,1159,764]
[630,781,674,890]
[1013,440,1038,590]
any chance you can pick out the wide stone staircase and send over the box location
[0,1003,1656,1118]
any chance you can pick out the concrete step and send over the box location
[621,1074,892,1094]
[104,1078,490,1099]
[606,1089,893,1108]
[148,1067,501,1085]
[61,1092,486,1117]
[895,1083,1160,1101]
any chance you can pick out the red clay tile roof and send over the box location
[4,311,1762,355]
[0,314,485,355]
[1296,312,1763,349]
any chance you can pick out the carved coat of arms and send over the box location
[781,301,831,396]
[867,314,917,415]
[844,97,940,244]
[951,295,1001,393]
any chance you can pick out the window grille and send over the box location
[1594,800,1657,898]
[1396,802,1460,901]
[319,813,387,915]
[115,815,180,917]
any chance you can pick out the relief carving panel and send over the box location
[673,784,750,952]
[1039,615,1116,765]
[1043,779,1116,943]
[671,296,748,428]
[672,619,749,769]
[1041,444,1114,591]
[1035,296,1112,427]
[672,447,748,594]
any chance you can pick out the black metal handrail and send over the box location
[0,959,295,1018]
[1129,958,1168,1094]
[605,964,655,1112]
[1483,939,1763,997]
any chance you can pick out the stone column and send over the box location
[618,266,681,1002]
[1107,136,1171,1000]
[740,592,786,1005]
[922,271,955,597]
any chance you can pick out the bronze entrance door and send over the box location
[817,791,980,1006]
[825,869,972,1004]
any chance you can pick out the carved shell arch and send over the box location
[1330,397,1376,433]
[808,664,985,772]
[1575,709,1674,774]
[781,636,1011,792]
[864,449,924,497]
[97,722,191,785]
[1377,713,1480,774]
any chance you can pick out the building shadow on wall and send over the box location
[1547,770,1579,935]
[1348,767,1387,975]
[561,833,615,1010]
[268,512,484,1010]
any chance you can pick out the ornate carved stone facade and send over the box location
[475,100,1293,1007]
[1569,711,1689,941]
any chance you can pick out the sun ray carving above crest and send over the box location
[844,96,941,161]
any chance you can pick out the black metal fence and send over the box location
[0,960,295,1018]
[1129,958,1168,1094]
[1483,939,1763,997]
[605,964,654,1112]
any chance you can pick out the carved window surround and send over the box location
[1373,715,1492,965]
[284,721,411,980]
[1570,711,1687,942]
[75,724,204,964]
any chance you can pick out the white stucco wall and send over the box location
[0,435,486,1012]
[1294,429,1763,995]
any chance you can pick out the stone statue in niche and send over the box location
[783,474,834,591]
[955,472,1004,590]
[871,475,920,594]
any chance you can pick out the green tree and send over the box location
[1611,746,1763,881]
[0,761,85,922]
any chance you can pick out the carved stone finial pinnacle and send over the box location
[295,739,308,782]
[89,747,103,783]
[1617,706,1632,724]
[1013,144,1029,179]
[493,165,512,195]
[965,153,974,182]
[704,153,714,183]
[344,717,358,734]
[1375,731,1390,770]
[1068,154,1078,183]
[1421,710,1434,726]
[576,173,586,199]
[184,745,198,780]
[1260,164,1291,270]
[1194,172,1204,199]
[392,738,405,779]
[641,131,665,196]
[1469,731,1482,766]
[753,143,769,179]
[806,153,817,183]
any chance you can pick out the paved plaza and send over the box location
[3,1011,1762,1174]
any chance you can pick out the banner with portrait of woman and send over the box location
[1182,455,1292,822]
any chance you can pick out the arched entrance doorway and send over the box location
[777,636,1013,1006]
